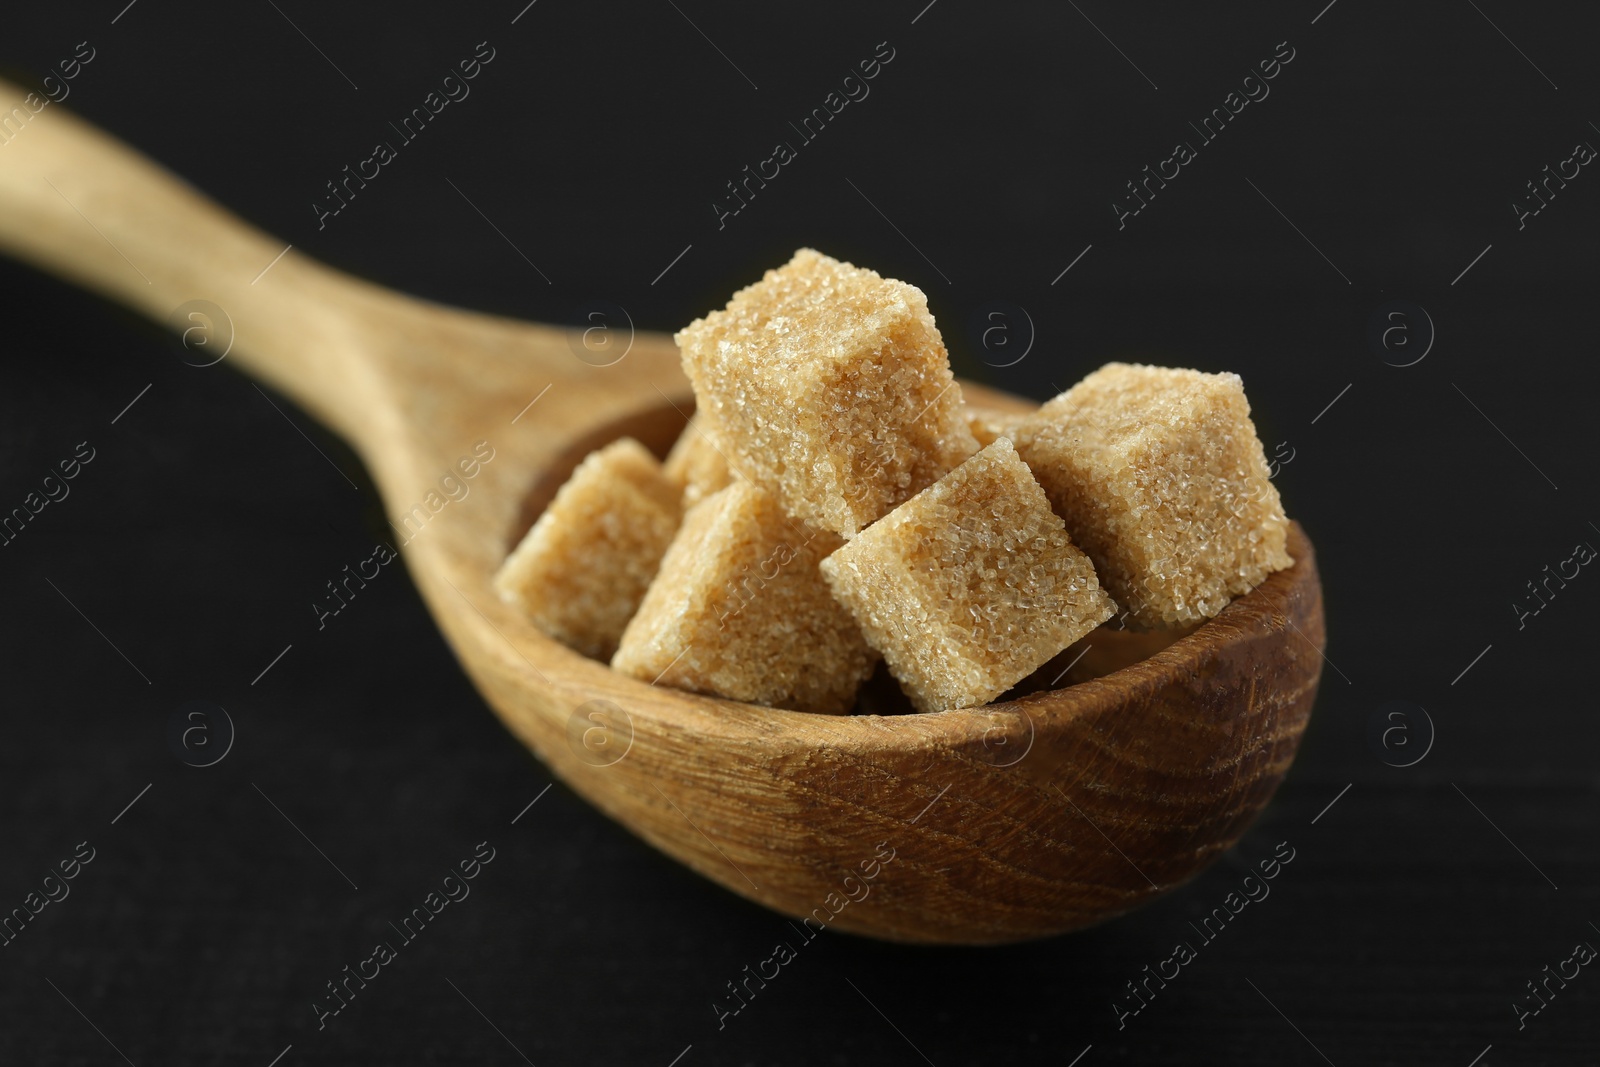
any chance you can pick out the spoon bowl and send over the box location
[0,81,1324,943]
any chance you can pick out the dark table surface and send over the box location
[2,2,1597,1064]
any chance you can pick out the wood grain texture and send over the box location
[0,80,1325,943]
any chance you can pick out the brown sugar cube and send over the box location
[612,482,875,714]
[675,248,978,538]
[493,438,680,660]
[964,403,1027,448]
[819,438,1116,714]
[1011,362,1292,629]
[662,414,734,508]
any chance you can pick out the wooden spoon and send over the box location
[0,81,1324,944]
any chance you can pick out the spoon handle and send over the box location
[0,78,381,439]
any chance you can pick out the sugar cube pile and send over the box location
[495,250,1293,713]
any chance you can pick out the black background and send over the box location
[3,1,1598,1064]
